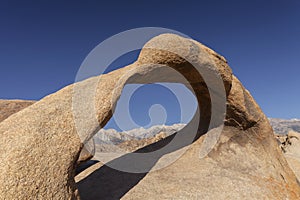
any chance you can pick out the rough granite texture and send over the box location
[276,131,300,181]
[0,99,95,166]
[0,99,35,122]
[0,34,299,199]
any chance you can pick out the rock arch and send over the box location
[0,34,299,199]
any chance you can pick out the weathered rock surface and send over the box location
[276,131,300,180]
[0,99,94,166]
[75,131,170,182]
[77,139,95,165]
[0,99,35,122]
[0,34,299,199]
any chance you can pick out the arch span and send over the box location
[0,34,299,199]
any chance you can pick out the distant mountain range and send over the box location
[93,123,185,145]
[269,118,300,134]
[92,118,300,146]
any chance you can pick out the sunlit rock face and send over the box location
[0,34,299,199]
[0,99,35,122]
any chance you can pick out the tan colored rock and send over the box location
[75,132,168,184]
[0,99,94,166]
[0,99,35,122]
[0,34,299,199]
[276,131,300,180]
[77,139,95,165]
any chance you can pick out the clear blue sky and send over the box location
[1,0,299,128]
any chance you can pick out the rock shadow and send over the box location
[77,115,211,200]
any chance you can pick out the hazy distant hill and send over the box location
[269,118,300,134]
[93,123,185,145]
[94,118,300,144]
